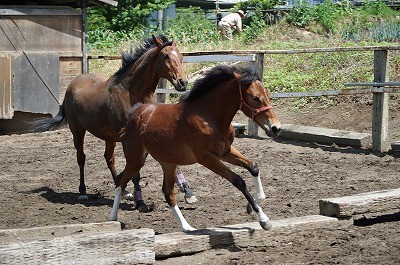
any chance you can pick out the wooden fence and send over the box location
[88,46,400,152]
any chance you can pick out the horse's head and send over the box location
[239,80,281,137]
[153,36,188,92]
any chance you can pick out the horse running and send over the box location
[109,64,281,231]
[31,35,197,210]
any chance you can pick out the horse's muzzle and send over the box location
[174,78,188,92]
[264,124,281,138]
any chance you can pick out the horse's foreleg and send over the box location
[221,146,266,203]
[104,140,118,181]
[109,161,142,221]
[175,167,198,204]
[161,164,196,232]
[104,140,136,201]
[200,155,272,230]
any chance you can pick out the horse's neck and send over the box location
[194,81,241,130]
[123,52,160,104]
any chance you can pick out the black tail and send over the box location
[29,102,67,132]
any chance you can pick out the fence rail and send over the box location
[88,45,400,152]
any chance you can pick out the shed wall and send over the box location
[0,6,83,120]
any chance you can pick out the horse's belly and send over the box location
[144,140,197,165]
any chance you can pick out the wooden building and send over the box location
[0,0,117,133]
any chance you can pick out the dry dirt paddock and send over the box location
[0,96,399,264]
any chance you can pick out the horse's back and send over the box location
[68,73,108,92]
[65,73,129,141]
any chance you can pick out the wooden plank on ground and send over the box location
[319,188,400,218]
[155,215,338,259]
[0,221,121,244]
[391,141,400,153]
[0,228,155,265]
[280,124,372,148]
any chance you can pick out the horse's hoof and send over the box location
[257,193,266,201]
[259,220,273,230]
[182,226,197,232]
[246,203,253,214]
[78,194,89,201]
[136,200,153,213]
[123,192,135,201]
[184,195,198,204]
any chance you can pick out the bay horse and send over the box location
[109,64,281,231]
[30,35,197,211]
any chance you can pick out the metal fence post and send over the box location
[372,50,390,152]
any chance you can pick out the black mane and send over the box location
[180,64,261,102]
[112,34,171,84]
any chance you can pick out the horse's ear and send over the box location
[233,72,241,79]
[152,35,163,48]
[172,41,177,47]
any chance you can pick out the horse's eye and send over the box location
[252,96,260,102]
[163,54,170,60]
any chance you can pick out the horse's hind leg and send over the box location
[221,146,266,203]
[161,163,195,232]
[131,172,152,212]
[175,167,198,204]
[199,154,272,230]
[104,140,135,201]
[71,125,88,201]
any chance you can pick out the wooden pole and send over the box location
[372,50,389,152]
[81,0,88,74]
[248,53,264,137]
[156,78,167,103]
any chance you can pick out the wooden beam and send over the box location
[181,46,400,56]
[0,222,121,244]
[319,188,400,218]
[155,215,337,259]
[0,228,155,264]
[372,50,390,152]
[182,54,255,63]
[247,53,264,137]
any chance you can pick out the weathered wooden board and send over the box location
[0,53,14,119]
[319,188,400,218]
[280,124,372,148]
[0,222,121,244]
[13,52,60,115]
[0,10,81,53]
[155,215,338,259]
[183,54,255,63]
[0,228,155,265]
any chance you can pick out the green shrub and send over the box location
[242,10,267,44]
[164,7,219,44]
[286,0,316,28]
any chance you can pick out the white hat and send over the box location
[237,10,245,18]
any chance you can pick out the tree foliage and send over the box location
[87,0,175,32]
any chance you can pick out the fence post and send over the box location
[248,53,264,137]
[156,78,167,103]
[372,50,390,152]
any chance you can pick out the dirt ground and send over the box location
[1,95,399,264]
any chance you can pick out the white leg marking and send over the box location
[257,205,272,230]
[123,189,134,201]
[109,186,122,221]
[172,204,196,232]
[253,170,266,202]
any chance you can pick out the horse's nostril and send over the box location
[272,126,281,135]
[179,79,187,89]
